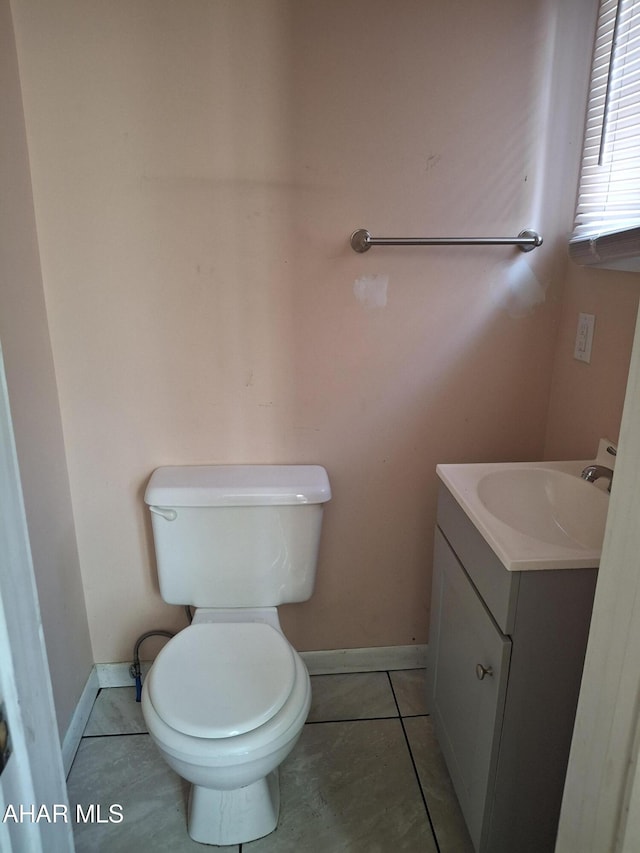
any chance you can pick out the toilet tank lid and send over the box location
[144,464,331,507]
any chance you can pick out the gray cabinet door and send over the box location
[429,530,512,851]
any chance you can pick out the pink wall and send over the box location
[11,0,633,662]
[0,0,92,735]
[545,264,640,460]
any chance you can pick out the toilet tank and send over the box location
[144,465,331,607]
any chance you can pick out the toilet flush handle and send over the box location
[148,506,178,522]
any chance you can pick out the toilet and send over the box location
[141,464,331,846]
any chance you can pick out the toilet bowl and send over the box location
[141,614,311,845]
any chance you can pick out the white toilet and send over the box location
[141,464,331,846]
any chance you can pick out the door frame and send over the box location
[0,342,73,852]
[557,303,640,852]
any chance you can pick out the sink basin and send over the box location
[436,457,611,571]
[476,468,608,550]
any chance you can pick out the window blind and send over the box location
[570,0,640,270]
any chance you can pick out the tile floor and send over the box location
[67,669,473,852]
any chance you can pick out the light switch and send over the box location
[574,313,595,363]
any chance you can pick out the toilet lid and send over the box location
[147,622,296,739]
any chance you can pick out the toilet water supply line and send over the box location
[129,608,192,702]
[129,631,174,702]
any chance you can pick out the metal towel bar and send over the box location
[350,228,543,253]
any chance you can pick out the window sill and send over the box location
[569,227,640,272]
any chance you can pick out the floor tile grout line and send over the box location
[386,671,442,853]
[82,731,150,739]
[81,712,432,741]
[306,713,411,724]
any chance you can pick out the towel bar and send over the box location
[350,228,543,253]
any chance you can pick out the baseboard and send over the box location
[94,644,428,689]
[62,667,99,778]
[96,661,152,688]
[302,644,428,675]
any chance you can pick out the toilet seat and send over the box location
[142,649,311,769]
[147,622,296,739]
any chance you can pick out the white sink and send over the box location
[437,457,611,571]
[477,468,608,550]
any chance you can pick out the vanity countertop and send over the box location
[436,458,609,571]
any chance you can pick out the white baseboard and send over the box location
[302,644,427,675]
[62,667,99,778]
[94,644,428,689]
[96,661,151,688]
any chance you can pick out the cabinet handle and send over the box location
[476,663,493,681]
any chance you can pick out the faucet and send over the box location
[581,464,614,492]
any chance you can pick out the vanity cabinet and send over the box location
[427,483,598,853]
